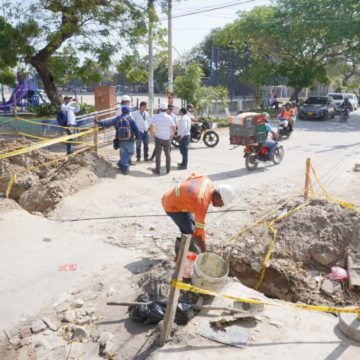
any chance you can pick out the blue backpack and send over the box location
[116,115,132,140]
[56,109,67,126]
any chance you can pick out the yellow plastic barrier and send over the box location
[172,280,360,315]
[5,174,16,198]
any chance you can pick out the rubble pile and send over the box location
[226,199,360,306]
[0,138,116,213]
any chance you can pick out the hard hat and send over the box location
[121,95,131,102]
[159,103,168,110]
[215,184,235,206]
[121,105,130,114]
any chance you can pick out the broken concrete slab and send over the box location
[19,326,32,339]
[320,279,342,296]
[339,313,360,342]
[347,255,360,289]
[41,317,58,332]
[31,320,47,334]
[197,322,248,348]
[71,298,84,308]
[62,310,76,323]
[67,342,100,360]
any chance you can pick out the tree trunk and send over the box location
[290,86,303,102]
[28,57,62,105]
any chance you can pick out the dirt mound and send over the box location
[226,199,360,306]
[1,139,117,213]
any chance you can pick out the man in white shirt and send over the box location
[132,101,150,161]
[61,96,80,155]
[177,108,191,169]
[149,103,176,175]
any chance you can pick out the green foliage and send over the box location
[29,102,95,117]
[1,1,149,102]
[195,0,360,98]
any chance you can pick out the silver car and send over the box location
[299,96,336,120]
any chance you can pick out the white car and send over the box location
[345,93,358,110]
[327,92,358,111]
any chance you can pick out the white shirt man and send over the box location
[149,103,176,174]
[133,107,150,133]
[61,97,80,126]
[177,113,191,138]
[150,106,176,141]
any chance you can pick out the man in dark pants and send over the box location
[177,107,191,169]
[149,103,176,175]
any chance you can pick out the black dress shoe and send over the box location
[178,165,187,170]
[177,162,184,167]
[152,169,160,175]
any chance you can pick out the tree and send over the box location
[210,0,360,100]
[1,0,148,104]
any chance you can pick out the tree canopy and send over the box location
[192,0,360,99]
[0,0,148,103]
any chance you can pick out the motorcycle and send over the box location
[340,107,349,123]
[243,141,284,170]
[171,119,219,148]
[277,118,293,140]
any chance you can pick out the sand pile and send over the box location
[225,199,360,306]
[0,139,117,213]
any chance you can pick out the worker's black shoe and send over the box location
[152,169,160,175]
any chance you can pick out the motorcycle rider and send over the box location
[340,97,353,121]
[290,101,298,124]
[263,113,278,159]
[277,102,293,131]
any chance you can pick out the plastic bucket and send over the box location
[192,252,229,292]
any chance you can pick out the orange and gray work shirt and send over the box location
[162,174,214,242]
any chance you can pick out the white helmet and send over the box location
[121,95,131,103]
[262,112,270,121]
[159,103,168,110]
[215,184,235,206]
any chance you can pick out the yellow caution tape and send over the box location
[16,116,90,130]
[5,174,16,198]
[0,145,94,181]
[0,128,94,160]
[172,281,360,314]
[255,202,309,289]
[18,131,88,145]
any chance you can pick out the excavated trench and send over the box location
[0,138,117,213]
[223,199,360,306]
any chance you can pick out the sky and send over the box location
[157,0,271,57]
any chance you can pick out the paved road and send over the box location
[0,110,359,331]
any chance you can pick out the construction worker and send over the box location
[162,174,235,256]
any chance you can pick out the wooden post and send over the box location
[94,114,98,154]
[304,158,311,202]
[159,234,191,346]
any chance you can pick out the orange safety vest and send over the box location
[282,109,292,120]
[162,174,214,241]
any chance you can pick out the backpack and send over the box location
[56,109,67,126]
[116,115,132,140]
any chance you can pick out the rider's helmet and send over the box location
[187,104,194,112]
[262,112,270,122]
[121,95,131,104]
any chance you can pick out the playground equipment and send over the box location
[0,76,50,112]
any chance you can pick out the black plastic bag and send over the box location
[129,299,192,325]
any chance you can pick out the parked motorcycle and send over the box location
[172,120,219,148]
[277,118,293,140]
[339,107,349,123]
[244,141,284,170]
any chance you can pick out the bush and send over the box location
[29,103,95,117]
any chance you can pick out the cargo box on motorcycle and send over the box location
[229,112,266,145]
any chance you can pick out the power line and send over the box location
[157,0,259,22]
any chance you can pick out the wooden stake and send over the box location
[94,114,98,154]
[158,234,191,346]
[304,158,311,202]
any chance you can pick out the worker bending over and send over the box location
[162,174,235,256]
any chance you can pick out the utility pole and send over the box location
[167,0,174,105]
[148,0,155,115]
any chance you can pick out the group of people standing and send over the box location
[98,97,193,175]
